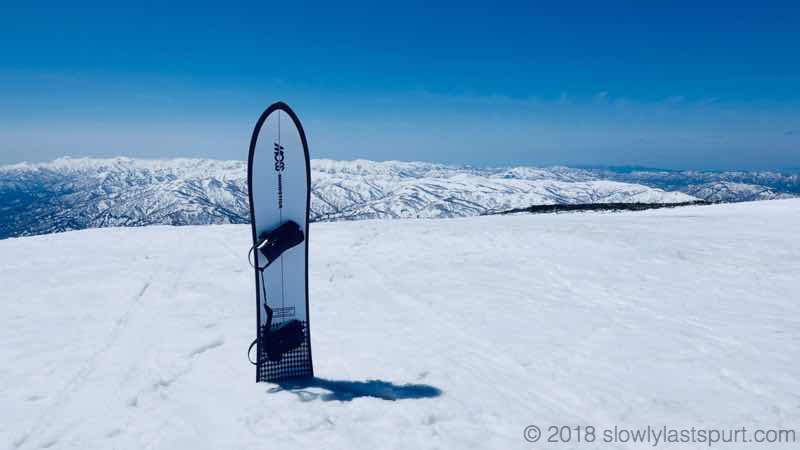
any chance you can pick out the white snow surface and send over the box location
[2,200,799,449]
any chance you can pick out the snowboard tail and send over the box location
[247,102,313,382]
[257,320,312,379]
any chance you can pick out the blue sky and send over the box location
[1,1,799,169]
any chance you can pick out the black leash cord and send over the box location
[247,267,274,365]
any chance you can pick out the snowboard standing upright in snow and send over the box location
[247,102,313,382]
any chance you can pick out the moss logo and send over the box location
[273,142,285,172]
[274,142,285,208]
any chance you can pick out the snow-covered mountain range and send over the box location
[587,167,800,202]
[0,157,796,239]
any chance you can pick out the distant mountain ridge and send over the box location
[0,157,795,239]
[585,166,799,202]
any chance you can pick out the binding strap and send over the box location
[256,220,304,269]
[247,273,305,366]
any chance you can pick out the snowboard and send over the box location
[247,102,313,382]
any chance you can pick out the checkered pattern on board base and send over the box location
[257,320,313,382]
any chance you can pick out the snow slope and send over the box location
[2,200,799,449]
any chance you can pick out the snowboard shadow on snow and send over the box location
[267,377,442,402]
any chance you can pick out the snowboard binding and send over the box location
[253,220,304,269]
[248,305,306,364]
[262,306,305,362]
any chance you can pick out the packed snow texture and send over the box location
[2,199,799,449]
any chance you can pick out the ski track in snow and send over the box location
[13,277,154,449]
[1,199,799,449]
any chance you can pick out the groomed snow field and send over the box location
[2,199,798,449]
